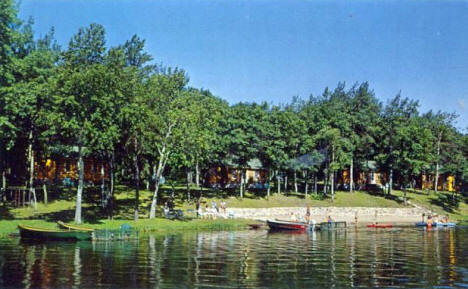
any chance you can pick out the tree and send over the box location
[0,0,21,193]
[221,103,268,198]
[146,69,188,219]
[422,111,457,192]
[377,94,419,195]
[51,23,108,224]
[347,83,381,192]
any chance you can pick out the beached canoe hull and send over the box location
[57,221,94,232]
[267,220,309,231]
[18,225,92,241]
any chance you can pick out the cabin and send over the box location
[204,158,268,189]
[35,156,109,185]
[338,161,386,189]
[418,174,455,192]
[339,160,456,192]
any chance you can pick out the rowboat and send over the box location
[57,221,94,232]
[18,224,92,241]
[367,223,393,228]
[267,219,309,231]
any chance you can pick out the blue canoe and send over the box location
[415,222,456,227]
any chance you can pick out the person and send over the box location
[327,215,333,225]
[196,198,201,218]
[211,201,218,213]
[305,205,311,223]
[433,215,439,224]
[220,200,226,214]
[421,213,426,223]
[163,202,170,218]
[443,215,449,223]
[427,215,433,228]
[354,211,358,225]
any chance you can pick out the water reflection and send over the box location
[0,227,466,288]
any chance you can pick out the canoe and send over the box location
[434,222,456,227]
[57,221,94,232]
[267,219,309,231]
[318,221,347,230]
[367,223,393,228]
[18,224,92,241]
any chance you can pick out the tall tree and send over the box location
[377,94,419,195]
[422,111,457,192]
[51,23,107,224]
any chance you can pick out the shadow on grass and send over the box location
[364,189,406,205]
[428,193,460,214]
[0,205,15,220]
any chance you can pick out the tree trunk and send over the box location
[101,161,106,208]
[331,149,335,203]
[42,183,47,205]
[150,149,168,219]
[75,146,84,224]
[389,168,393,196]
[276,170,281,194]
[284,175,288,192]
[314,174,317,195]
[350,157,354,193]
[304,170,308,198]
[434,134,441,192]
[266,168,272,198]
[2,169,6,202]
[294,170,298,194]
[186,168,191,202]
[27,130,37,210]
[108,152,115,219]
[133,138,140,221]
[195,160,200,188]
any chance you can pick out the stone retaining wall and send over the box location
[226,207,426,222]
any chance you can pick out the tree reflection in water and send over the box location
[0,227,466,288]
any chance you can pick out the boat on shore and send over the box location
[57,221,95,232]
[18,224,92,241]
[317,221,347,230]
[415,222,456,227]
[267,219,309,231]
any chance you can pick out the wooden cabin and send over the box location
[204,158,268,188]
[35,156,108,184]
[418,174,455,192]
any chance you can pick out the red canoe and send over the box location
[367,223,393,228]
[267,219,309,231]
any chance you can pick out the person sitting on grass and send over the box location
[163,202,170,218]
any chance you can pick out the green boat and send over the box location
[57,220,94,232]
[318,221,347,230]
[18,224,92,241]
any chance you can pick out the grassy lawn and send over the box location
[2,184,465,235]
[392,189,468,223]
[180,190,404,210]
[3,185,404,221]
[0,218,252,236]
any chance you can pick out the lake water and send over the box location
[0,227,467,288]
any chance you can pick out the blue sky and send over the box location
[19,0,468,130]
